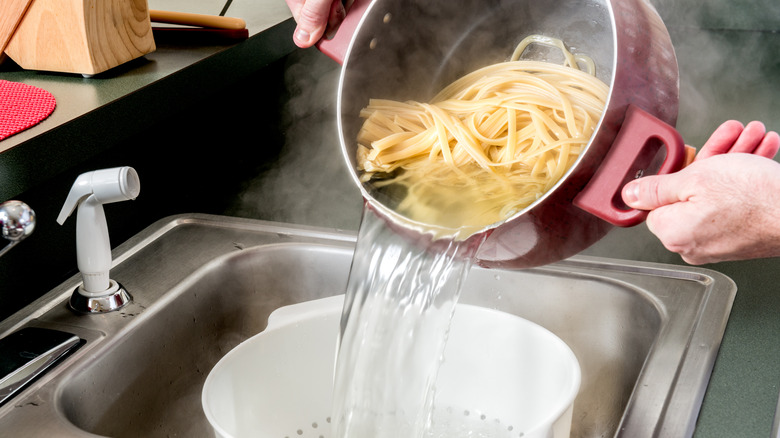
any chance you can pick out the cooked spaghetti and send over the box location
[356,35,609,234]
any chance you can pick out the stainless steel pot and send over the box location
[319,0,686,269]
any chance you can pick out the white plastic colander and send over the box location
[202,295,580,438]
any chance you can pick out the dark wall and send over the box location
[0,57,290,321]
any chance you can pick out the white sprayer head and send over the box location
[58,167,140,294]
[57,167,140,225]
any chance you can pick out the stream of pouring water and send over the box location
[331,206,485,437]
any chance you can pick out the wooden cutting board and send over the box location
[0,0,33,54]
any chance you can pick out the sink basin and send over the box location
[0,214,735,437]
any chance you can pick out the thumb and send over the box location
[291,0,335,47]
[622,174,684,210]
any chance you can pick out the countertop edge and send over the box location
[0,18,298,202]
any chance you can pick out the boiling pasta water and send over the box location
[331,208,483,437]
[331,36,603,438]
[356,36,609,233]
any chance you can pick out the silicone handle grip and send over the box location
[573,105,686,227]
[315,0,372,64]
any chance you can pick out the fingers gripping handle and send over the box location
[573,105,686,227]
[315,0,371,64]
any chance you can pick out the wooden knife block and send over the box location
[4,0,156,76]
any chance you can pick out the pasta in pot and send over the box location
[356,36,610,234]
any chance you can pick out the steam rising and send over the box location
[226,49,364,230]
[227,1,780,264]
[656,0,780,147]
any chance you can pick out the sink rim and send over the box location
[0,213,736,438]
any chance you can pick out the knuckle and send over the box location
[644,178,663,206]
[635,176,664,208]
[298,1,332,26]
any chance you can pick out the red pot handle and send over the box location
[315,0,372,65]
[573,105,687,227]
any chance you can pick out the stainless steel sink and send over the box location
[0,214,735,437]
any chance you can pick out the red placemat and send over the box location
[0,79,57,141]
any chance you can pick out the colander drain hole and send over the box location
[456,407,523,437]
[285,417,330,438]
[283,408,525,437]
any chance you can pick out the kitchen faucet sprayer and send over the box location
[58,167,140,313]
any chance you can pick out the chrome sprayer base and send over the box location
[69,280,132,314]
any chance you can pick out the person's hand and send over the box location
[622,121,780,265]
[285,0,350,48]
[695,120,780,161]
